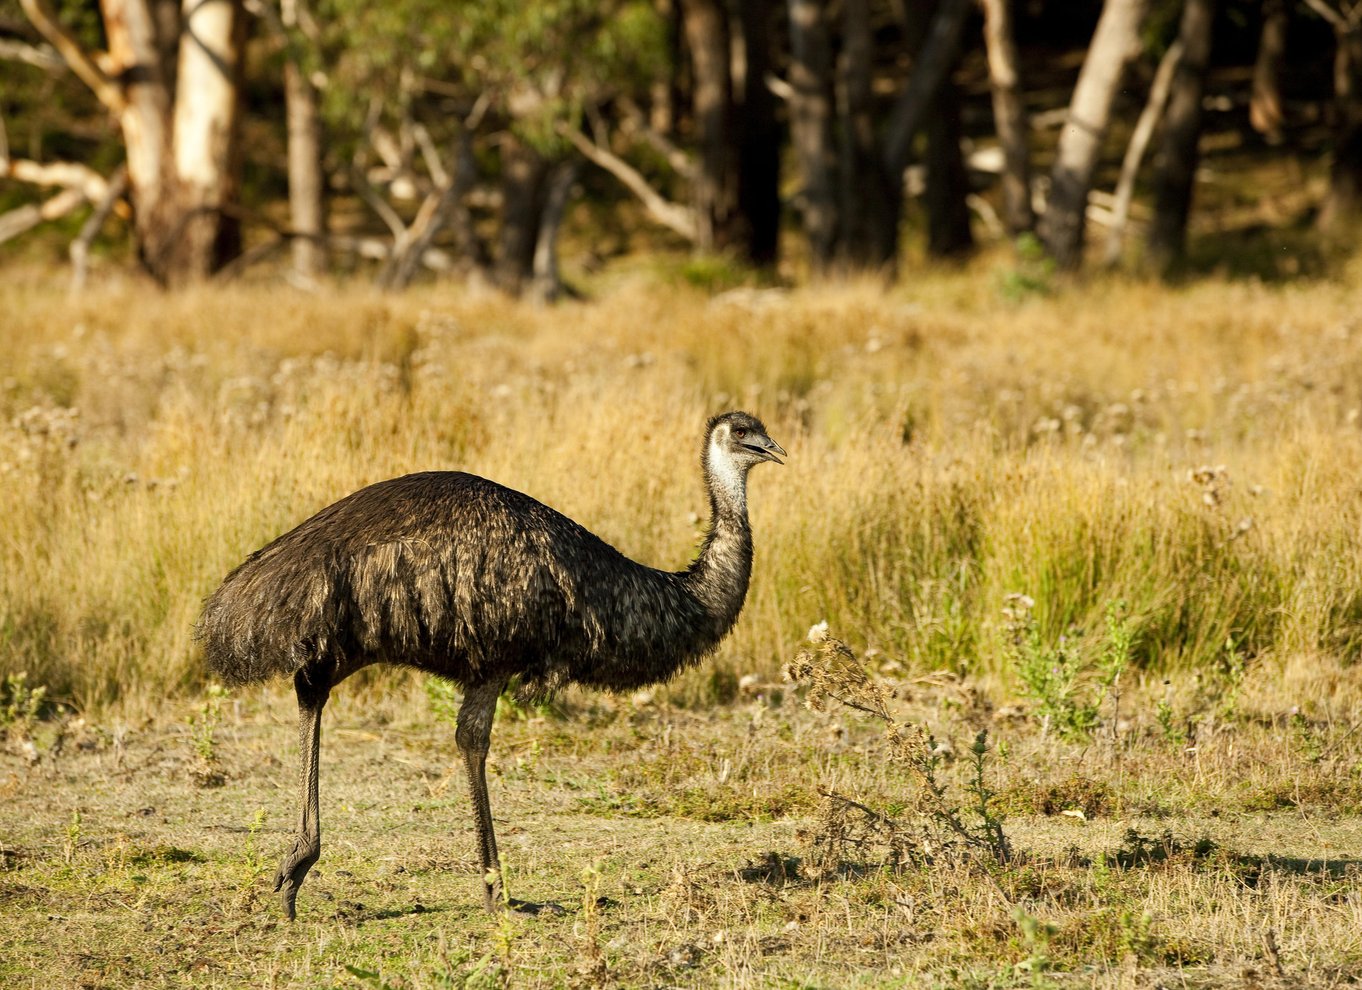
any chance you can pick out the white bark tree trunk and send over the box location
[1040,0,1149,269]
[979,0,1034,234]
[285,59,325,279]
[166,0,244,282]
[21,0,245,285]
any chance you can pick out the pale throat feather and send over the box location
[706,431,747,512]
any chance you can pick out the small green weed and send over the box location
[998,233,1055,302]
[1155,696,1186,748]
[186,684,227,787]
[0,672,48,743]
[1004,596,1131,742]
[62,810,81,865]
[1011,907,1059,987]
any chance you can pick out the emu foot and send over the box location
[482,886,566,917]
[274,835,320,920]
[505,897,567,918]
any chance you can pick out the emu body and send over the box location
[196,412,783,917]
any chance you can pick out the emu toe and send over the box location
[274,836,320,920]
[505,897,567,918]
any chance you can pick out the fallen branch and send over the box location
[0,157,115,247]
[70,165,129,292]
[2,157,111,200]
[0,187,84,244]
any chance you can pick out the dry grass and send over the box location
[3,260,1362,984]
[4,261,1362,711]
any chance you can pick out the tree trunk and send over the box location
[21,0,247,285]
[881,0,974,179]
[1250,0,1289,144]
[838,0,898,268]
[1147,0,1217,275]
[156,0,246,285]
[736,0,781,266]
[1320,25,1362,231]
[1040,0,1148,270]
[925,74,974,257]
[529,160,580,303]
[788,0,839,271]
[99,0,172,260]
[678,0,736,250]
[979,0,1034,234]
[494,134,548,295]
[447,130,490,274]
[285,58,325,279]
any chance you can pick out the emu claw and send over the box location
[274,836,320,921]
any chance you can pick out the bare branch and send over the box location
[0,187,85,245]
[558,124,698,242]
[412,123,448,188]
[70,165,128,293]
[617,97,697,181]
[0,37,65,72]
[17,0,126,113]
[349,165,407,239]
[1300,0,1350,29]
[1104,39,1182,265]
[2,157,111,201]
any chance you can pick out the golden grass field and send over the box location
[4,255,1362,987]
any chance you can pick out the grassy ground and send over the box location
[3,257,1362,985]
[3,669,1361,988]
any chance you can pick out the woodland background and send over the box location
[2,0,1361,290]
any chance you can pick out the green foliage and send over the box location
[0,672,48,737]
[1155,698,1185,748]
[997,233,1055,302]
[1011,907,1059,987]
[186,685,228,787]
[425,677,558,727]
[315,0,667,151]
[1004,597,1131,742]
[425,676,461,725]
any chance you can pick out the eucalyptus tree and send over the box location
[17,0,248,285]
[1039,0,1149,269]
[311,0,668,293]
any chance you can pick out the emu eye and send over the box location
[734,428,748,440]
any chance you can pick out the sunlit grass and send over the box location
[2,264,1362,714]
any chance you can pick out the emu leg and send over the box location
[455,680,564,915]
[456,680,506,911]
[275,664,331,919]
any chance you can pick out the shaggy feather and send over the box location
[196,412,773,696]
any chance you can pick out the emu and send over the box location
[196,411,784,917]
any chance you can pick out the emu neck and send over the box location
[684,451,753,629]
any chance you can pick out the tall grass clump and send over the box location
[3,271,1362,711]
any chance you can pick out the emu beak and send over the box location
[757,435,786,465]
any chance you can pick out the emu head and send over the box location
[704,411,785,504]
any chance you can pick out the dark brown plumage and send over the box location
[196,411,784,917]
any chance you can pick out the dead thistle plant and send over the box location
[784,635,1010,873]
